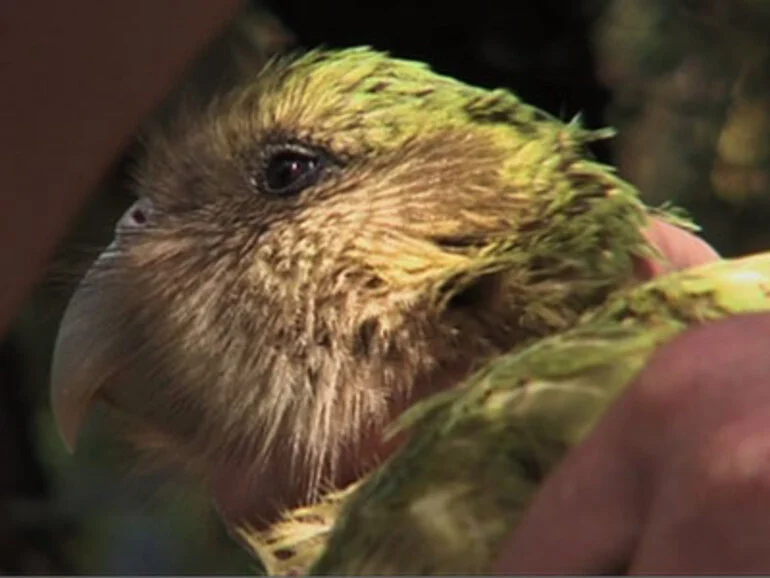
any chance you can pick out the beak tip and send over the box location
[50,271,113,455]
[51,387,84,454]
[58,421,79,454]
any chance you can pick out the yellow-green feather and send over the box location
[203,47,709,574]
[208,48,664,339]
[307,253,770,575]
[238,253,770,576]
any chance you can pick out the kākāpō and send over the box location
[51,47,767,575]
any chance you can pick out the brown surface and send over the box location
[0,1,243,337]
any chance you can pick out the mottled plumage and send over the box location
[51,47,718,571]
[312,253,770,574]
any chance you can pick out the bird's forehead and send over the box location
[152,48,557,188]
[221,48,493,154]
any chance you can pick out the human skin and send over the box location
[495,221,770,574]
[494,312,770,574]
[496,222,770,574]
[2,7,769,573]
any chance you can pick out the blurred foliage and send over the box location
[595,0,770,256]
[3,0,770,574]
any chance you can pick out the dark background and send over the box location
[3,0,770,573]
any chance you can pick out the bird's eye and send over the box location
[261,147,325,196]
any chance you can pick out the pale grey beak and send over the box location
[50,284,104,451]
[50,199,152,451]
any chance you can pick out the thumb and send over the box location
[635,217,720,280]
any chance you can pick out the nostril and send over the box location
[128,205,147,226]
[118,199,153,232]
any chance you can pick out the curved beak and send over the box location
[50,264,117,452]
[50,201,152,452]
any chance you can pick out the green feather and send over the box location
[214,47,714,575]
[309,253,770,575]
[239,253,770,575]
[145,47,748,574]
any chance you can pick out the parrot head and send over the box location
[51,47,652,528]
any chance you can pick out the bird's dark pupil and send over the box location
[282,160,301,181]
[266,152,317,193]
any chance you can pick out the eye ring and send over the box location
[257,144,328,196]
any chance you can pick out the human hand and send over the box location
[495,223,770,574]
